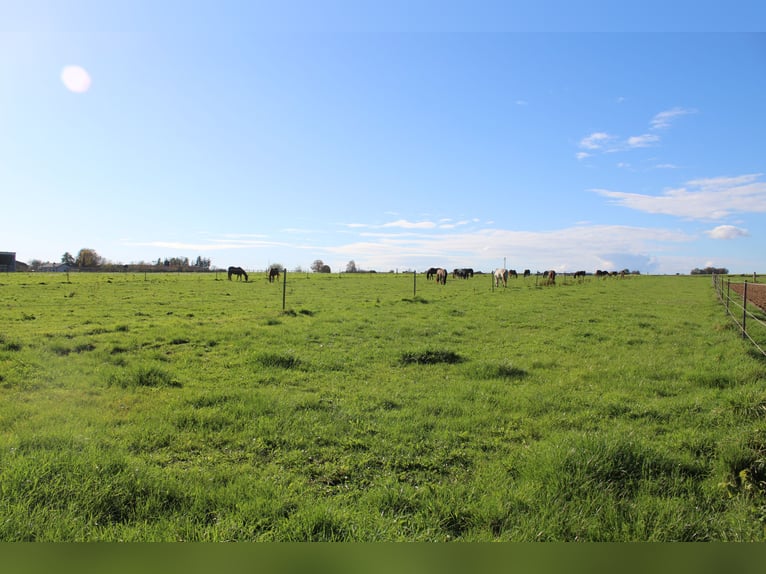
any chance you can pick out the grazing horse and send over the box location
[268,267,281,283]
[227,266,248,281]
[509,269,518,279]
[426,267,438,280]
[523,269,530,278]
[453,267,474,279]
[543,270,556,285]
[494,268,508,288]
[435,268,447,285]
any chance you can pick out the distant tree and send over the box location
[61,252,75,266]
[320,264,331,273]
[76,248,102,268]
[346,260,358,273]
[193,255,211,269]
[269,263,284,273]
[311,259,326,273]
[29,259,43,270]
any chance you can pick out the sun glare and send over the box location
[61,65,92,93]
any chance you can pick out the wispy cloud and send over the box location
[579,132,614,150]
[650,107,696,130]
[592,173,766,220]
[577,107,695,159]
[347,218,467,230]
[382,219,437,229]
[626,134,660,148]
[705,225,750,240]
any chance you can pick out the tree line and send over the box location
[26,249,212,272]
[690,266,729,275]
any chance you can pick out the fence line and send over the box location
[712,274,766,357]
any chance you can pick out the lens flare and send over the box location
[61,65,92,93]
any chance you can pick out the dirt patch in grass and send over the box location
[730,282,766,312]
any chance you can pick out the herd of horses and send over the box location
[227,265,624,285]
[226,266,280,283]
[425,266,563,288]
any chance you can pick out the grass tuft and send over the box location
[400,349,463,365]
[256,352,301,369]
[109,365,181,388]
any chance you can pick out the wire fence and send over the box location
[712,274,766,357]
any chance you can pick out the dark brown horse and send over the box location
[227,266,248,281]
[268,267,281,283]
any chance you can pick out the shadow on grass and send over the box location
[473,363,528,380]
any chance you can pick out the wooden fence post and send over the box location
[413,270,416,298]
[742,281,748,339]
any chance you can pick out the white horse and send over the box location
[494,268,508,288]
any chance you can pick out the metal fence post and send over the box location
[282,269,287,311]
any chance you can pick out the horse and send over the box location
[268,267,281,283]
[435,268,447,285]
[426,267,438,280]
[509,269,518,279]
[227,266,248,281]
[542,270,556,285]
[523,269,531,278]
[494,268,508,288]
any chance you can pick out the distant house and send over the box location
[15,261,29,272]
[0,252,16,272]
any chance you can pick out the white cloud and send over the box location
[579,132,613,150]
[381,219,437,229]
[326,223,693,274]
[626,133,660,148]
[592,173,766,220]
[650,107,696,130]
[705,225,750,239]
[577,107,694,158]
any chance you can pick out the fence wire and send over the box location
[712,274,766,357]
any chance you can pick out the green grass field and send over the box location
[1,271,765,541]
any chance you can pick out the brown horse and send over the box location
[227,266,248,281]
[268,267,281,283]
[435,268,447,285]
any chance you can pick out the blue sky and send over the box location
[2,2,765,274]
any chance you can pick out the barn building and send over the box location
[0,252,16,272]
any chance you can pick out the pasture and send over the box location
[1,271,765,541]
